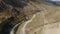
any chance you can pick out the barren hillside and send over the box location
[0,0,60,34]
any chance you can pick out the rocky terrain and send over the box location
[0,0,42,34]
[0,0,60,34]
[16,4,60,34]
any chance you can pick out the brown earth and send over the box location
[16,3,60,34]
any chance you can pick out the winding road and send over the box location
[21,14,36,34]
[10,14,36,34]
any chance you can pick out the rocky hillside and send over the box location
[16,2,60,34]
[0,0,60,34]
[0,0,43,34]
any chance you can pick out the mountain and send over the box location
[45,0,60,6]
